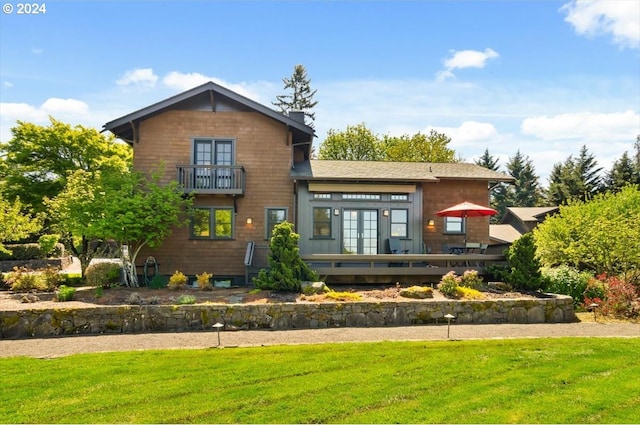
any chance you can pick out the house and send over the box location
[488,206,558,254]
[104,81,514,285]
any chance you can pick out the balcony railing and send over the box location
[177,165,245,195]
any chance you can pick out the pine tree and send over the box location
[546,145,603,204]
[475,148,500,171]
[272,64,318,128]
[475,148,504,222]
[606,151,640,192]
[505,150,542,207]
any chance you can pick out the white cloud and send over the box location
[31,47,43,54]
[436,48,499,81]
[116,68,158,88]
[521,110,639,141]
[561,0,640,49]
[426,121,500,147]
[0,98,90,137]
[162,71,269,103]
[3,81,13,88]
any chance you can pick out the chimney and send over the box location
[288,110,305,124]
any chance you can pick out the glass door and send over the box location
[342,209,378,254]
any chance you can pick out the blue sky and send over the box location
[1,0,639,185]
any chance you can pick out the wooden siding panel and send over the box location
[132,110,293,278]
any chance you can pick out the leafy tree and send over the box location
[534,185,640,283]
[381,130,458,162]
[47,166,192,281]
[547,145,603,204]
[505,150,543,207]
[0,118,131,214]
[0,194,42,255]
[272,64,318,128]
[318,123,382,161]
[253,221,318,292]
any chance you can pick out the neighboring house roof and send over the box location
[490,224,523,244]
[103,81,315,143]
[291,160,515,182]
[503,207,559,224]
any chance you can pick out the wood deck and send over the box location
[302,253,506,283]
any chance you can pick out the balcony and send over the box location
[177,165,245,195]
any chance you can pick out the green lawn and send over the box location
[1,338,639,423]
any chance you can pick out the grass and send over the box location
[1,338,639,423]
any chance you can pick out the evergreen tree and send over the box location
[546,145,603,204]
[505,150,542,207]
[475,149,505,222]
[606,151,640,192]
[272,64,318,128]
[475,148,500,171]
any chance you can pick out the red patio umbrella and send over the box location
[435,201,497,244]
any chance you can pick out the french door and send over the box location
[342,209,379,254]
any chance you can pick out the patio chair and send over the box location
[386,238,408,267]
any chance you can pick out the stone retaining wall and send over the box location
[0,295,575,338]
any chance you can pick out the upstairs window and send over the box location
[193,139,234,189]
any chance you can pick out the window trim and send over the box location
[390,208,409,238]
[312,207,332,239]
[265,207,288,239]
[191,137,236,165]
[444,217,465,234]
[190,207,235,240]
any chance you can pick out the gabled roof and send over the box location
[291,160,515,182]
[103,81,315,143]
[502,207,559,224]
[490,224,523,244]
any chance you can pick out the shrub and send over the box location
[56,285,76,302]
[455,286,485,300]
[168,271,188,291]
[253,221,318,292]
[148,274,168,289]
[438,271,460,298]
[542,265,593,306]
[0,243,44,261]
[5,267,48,292]
[504,233,544,291]
[459,270,483,290]
[596,275,639,319]
[41,265,65,291]
[85,262,122,288]
[195,272,213,291]
[399,286,434,299]
[125,292,143,305]
[175,294,196,305]
[38,234,60,257]
[63,273,83,287]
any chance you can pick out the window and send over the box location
[391,194,409,201]
[193,139,234,189]
[445,217,464,234]
[265,208,287,239]
[342,193,381,200]
[313,193,331,199]
[390,209,408,238]
[191,207,234,239]
[313,207,332,238]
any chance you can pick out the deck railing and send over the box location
[302,253,506,277]
[177,165,245,195]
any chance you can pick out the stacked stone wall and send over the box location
[1,296,575,338]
